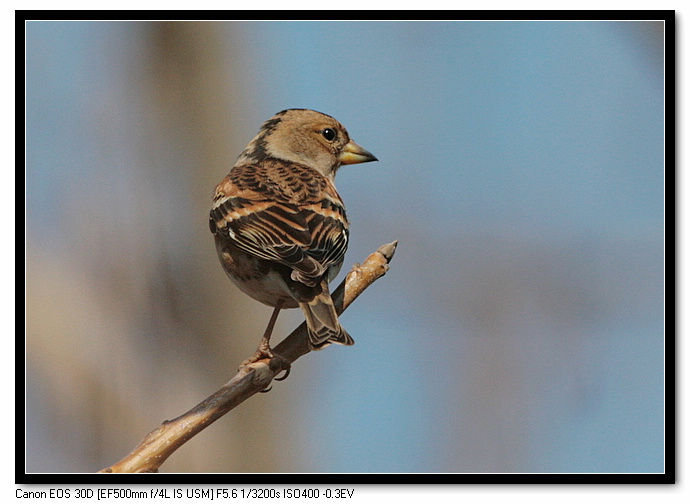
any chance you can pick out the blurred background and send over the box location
[25,21,665,473]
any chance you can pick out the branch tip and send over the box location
[377,240,398,262]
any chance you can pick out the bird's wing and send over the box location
[210,162,348,285]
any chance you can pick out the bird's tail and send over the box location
[300,282,354,350]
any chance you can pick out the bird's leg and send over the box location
[241,301,291,383]
[257,301,282,358]
[242,301,282,364]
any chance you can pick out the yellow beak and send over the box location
[339,140,378,165]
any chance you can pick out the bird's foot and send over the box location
[240,338,291,392]
[240,337,274,367]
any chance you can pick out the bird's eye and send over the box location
[321,128,337,141]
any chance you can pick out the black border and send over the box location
[18,9,674,485]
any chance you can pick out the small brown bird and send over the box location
[210,109,377,364]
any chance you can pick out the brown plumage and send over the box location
[210,109,377,360]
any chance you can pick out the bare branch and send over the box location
[98,241,398,473]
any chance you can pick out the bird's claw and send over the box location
[241,342,291,392]
[274,365,291,381]
[259,359,290,393]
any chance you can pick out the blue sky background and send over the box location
[25,20,665,474]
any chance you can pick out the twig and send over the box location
[98,241,398,473]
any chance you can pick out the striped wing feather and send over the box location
[210,162,348,286]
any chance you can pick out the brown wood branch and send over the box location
[98,240,398,473]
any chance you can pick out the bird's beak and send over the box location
[339,140,378,165]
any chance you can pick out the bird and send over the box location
[209,109,378,367]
